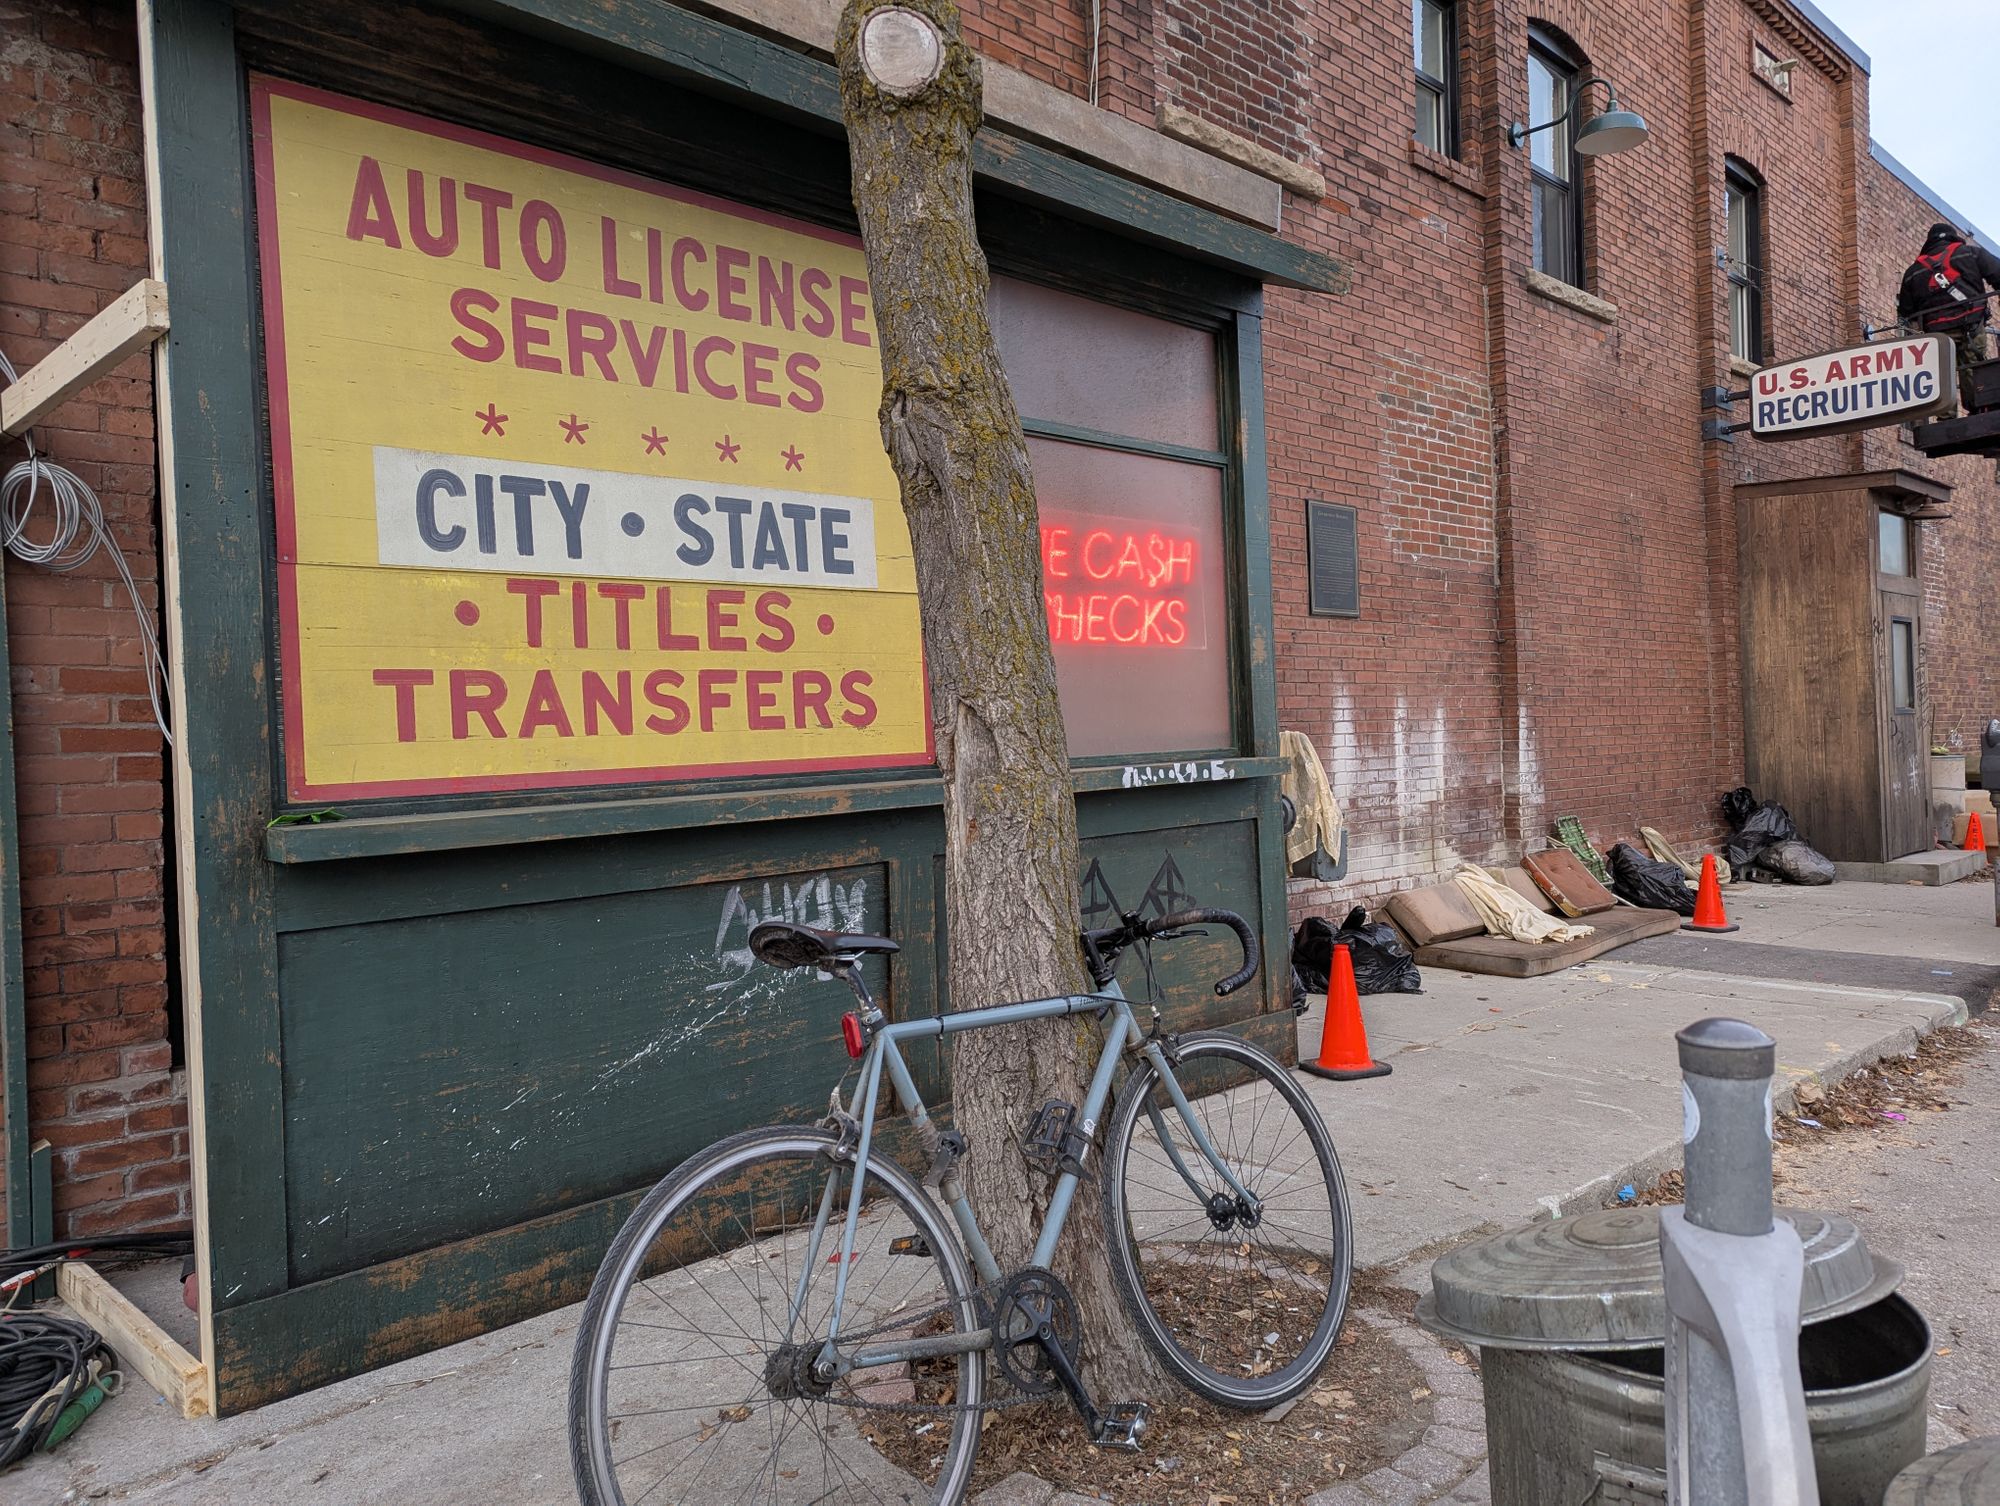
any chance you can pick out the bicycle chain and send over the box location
[784,1272,1057,1416]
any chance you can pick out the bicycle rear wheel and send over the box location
[569,1125,984,1505]
[1100,1030,1352,1407]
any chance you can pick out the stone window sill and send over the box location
[1408,139,1486,197]
[1729,356,1761,379]
[1524,268,1618,323]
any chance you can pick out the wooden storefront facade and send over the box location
[139,0,1336,1413]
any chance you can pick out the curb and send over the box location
[1301,1311,1488,1506]
[1531,991,1969,1226]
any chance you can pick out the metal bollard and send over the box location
[1660,1018,1819,1506]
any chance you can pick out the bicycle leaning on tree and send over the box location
[567,906,1355,1505]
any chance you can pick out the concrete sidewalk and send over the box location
[1306,877,1986,1267]
[12,880,1996,1505]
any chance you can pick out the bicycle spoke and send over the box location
[575,1132,978,1504]
[1104,1037,1352,1408]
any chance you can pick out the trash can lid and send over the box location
[1885,1438,2000,1504]
[1416,1205,1902,1352]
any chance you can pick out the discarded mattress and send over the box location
[1384,861,1680,979]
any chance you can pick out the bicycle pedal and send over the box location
[1090,1402,1149,1451]
[1021,1100,1077,1174]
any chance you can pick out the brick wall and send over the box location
[1159,0,1316,167]
[1044,0,1992,916]
[960,0,1093,98]
[0,0,184,1238]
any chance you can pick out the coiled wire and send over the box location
[0,347,172,743]
[0,1312,109,1467]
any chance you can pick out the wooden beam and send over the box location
[1912,410,2000,462]
[58,1262,211,1419]
[1734,468,1954,502]
[0,279,170,437]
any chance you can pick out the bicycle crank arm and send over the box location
[1033,1322,1150,1451]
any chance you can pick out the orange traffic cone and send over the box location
[1300,942,1392,1081]
[1683,853,1739,934]
[1964,811,1986,853]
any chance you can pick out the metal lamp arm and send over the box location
[1508,76,1619,148]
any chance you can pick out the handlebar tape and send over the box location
[1146,908,1261,996]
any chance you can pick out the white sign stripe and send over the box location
[372,445,880,589]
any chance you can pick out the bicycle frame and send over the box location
[797,980,1259,1378]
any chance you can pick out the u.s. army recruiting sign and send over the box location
[251,79,931,799]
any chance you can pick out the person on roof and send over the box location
[1898,221,2000,413]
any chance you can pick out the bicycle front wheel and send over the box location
[1101,1030,1352,1407]
[569,1125,984,1506]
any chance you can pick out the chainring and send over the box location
[992,1268,1081,1396]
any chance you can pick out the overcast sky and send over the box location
[1813,0,2000,242]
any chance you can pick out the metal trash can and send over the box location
[1887,1436,2000,1502]
[1418,1206,1930,1505]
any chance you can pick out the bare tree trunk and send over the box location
[834,0,1162,1397]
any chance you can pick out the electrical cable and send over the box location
[0,1312,109,1467]
[0,347,172,744]
[0,1231,194,1288]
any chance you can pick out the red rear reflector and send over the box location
[840,1012,866,1058]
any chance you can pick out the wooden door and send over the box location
[1877,509,1928,858]
[1739,491,1881,862]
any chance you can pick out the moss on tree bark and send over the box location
[834,0,1164,1397]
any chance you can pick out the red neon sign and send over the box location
[1039,522,1200,648]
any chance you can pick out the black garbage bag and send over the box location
[1757,839,1836,885]
[1720,786,1802,872]
[1722,786,1758,829]
[1291,907,1422,997]
[1607,842,1696,916]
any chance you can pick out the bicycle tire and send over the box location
[569,1124,984,1505]
[1099,1030,1353,1408]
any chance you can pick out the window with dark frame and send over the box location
[1415,0,1459,157]
[1527,29,1583,286]
[1890,618,1916,711]
[1725,161,1765,363]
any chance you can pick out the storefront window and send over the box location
[990,280,1233,758]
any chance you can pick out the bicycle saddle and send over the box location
[748,919,900,970]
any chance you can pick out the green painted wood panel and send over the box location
[278,861,892,1283]
[148,0,295,1310]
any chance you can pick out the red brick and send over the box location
[126,1101,188,1134]
[129,1160,192,1194]
[69,1072,174,1112]
[28,1048,120,1088]
[65,1130,180,1176]
[66,1011,165,1051]
[65,1191,186,1236]
[121,1041,171,1074]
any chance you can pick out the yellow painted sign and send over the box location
[250,79,930,799]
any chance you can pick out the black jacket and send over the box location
[1899,222,2000,331]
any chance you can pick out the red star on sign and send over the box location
[781,446,805,471]
[560,414,590,444]
[640,426,669,455]
[715,435,742,463]
[475,403,507,436]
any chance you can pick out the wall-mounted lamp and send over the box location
[1508,77,1651,157]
